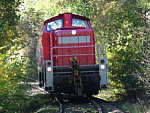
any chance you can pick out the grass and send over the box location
[96,89,150,113]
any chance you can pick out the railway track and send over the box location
[54,94,104,113]
[27,81,129,113]
[22,77,104,113]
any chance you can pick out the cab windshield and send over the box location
[47,19,63,32]
[72,18,89,28]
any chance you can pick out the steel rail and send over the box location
[55,96,64,113]
[87,97,103,113]
[54,95,104,113]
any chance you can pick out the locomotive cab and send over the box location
[38,13,108,96]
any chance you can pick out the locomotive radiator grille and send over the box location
[58,36,90,44]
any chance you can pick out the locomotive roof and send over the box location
[44,13,90,25]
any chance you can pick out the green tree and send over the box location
[0,0,29,112]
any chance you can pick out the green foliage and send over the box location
[107,1,148,99]
[19,7,45,78]
[0,0,21,52]
[0,1,149,112]
[0,0,31,112]
[0,45,28,112]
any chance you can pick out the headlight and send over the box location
[47,67,52,72]
[100,64,105,70]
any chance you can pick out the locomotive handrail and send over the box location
[50,44,107,65]
[52,45,106,56]
[52,45,96,49]
[51,45,106,57]
[52,54,96,57]
[51,45,98,58]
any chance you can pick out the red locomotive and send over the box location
[38,13,108,96]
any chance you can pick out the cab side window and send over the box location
[72,18,89,28]
[47,19,63,32]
